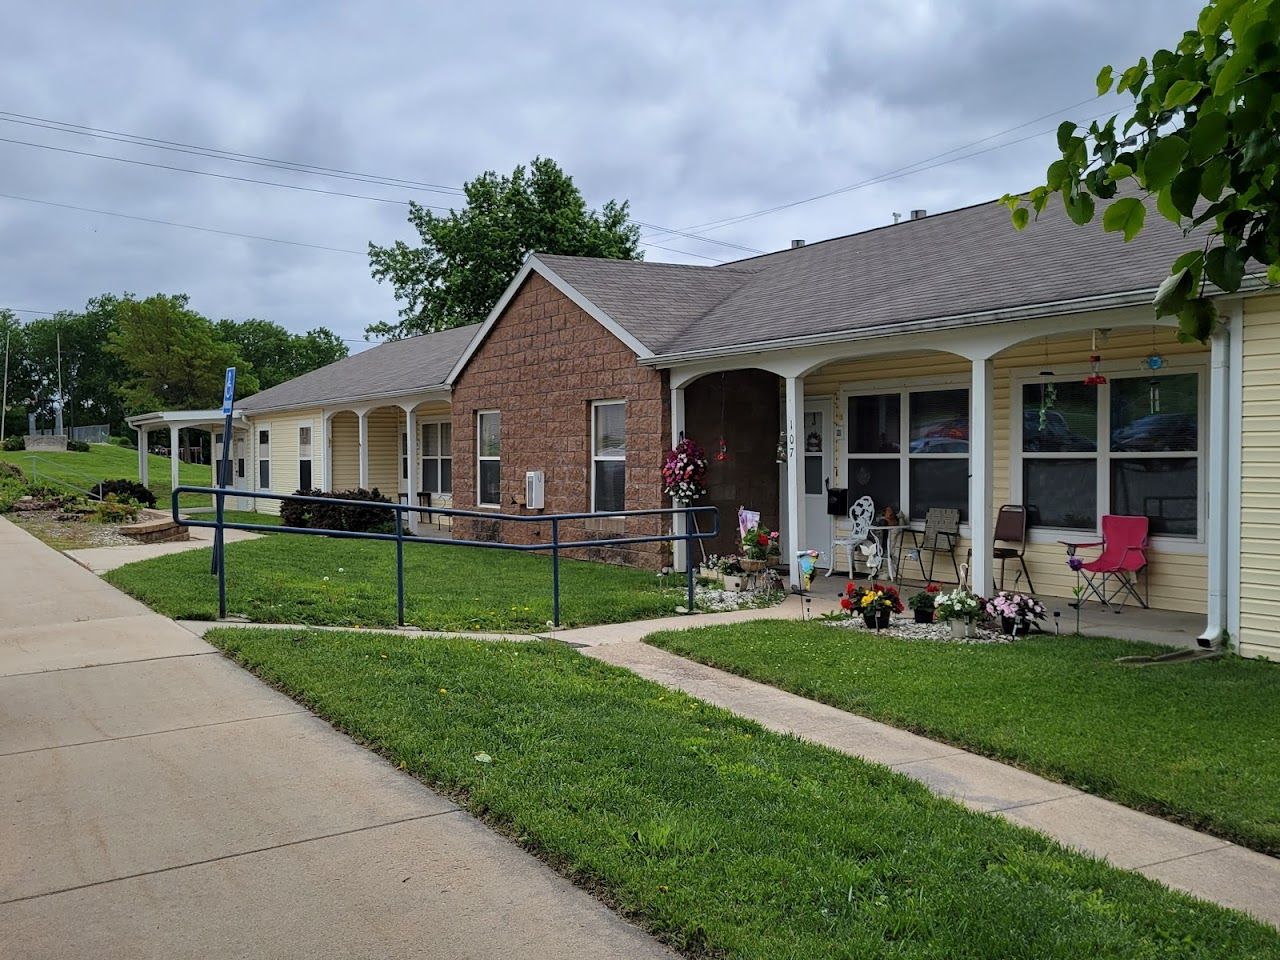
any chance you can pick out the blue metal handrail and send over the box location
[171,486,719,628]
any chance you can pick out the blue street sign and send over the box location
[222,367,236,415]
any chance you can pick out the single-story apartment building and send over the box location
[130,192,1280,660]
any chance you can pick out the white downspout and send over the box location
[1199,319,1231,648]
[1226,303,1244,650]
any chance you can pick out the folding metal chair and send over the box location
[903,507,961,584]
[1077,514,1150,610]
[993,504,1034,592]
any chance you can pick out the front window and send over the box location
[298,426,313,490]
[1020,371,1200,536]
[257,428,270,489]
[592,401,626,512]
[477,411,500,506]
[422,421,452,495]
[847,388,969,521]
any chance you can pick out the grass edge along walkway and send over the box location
[644,621,1280,856]
[203,627,1279,959]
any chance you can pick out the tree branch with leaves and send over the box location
[1004,0,1279,342]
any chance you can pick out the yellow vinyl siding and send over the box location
[806,329,1209,613]
[1240,296,1280,659]
[329,411,359,490]
[249,409,320,514]
[366,406,400,496]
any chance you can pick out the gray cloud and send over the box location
[1,0,1207,347]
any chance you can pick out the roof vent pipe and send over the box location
[909,209,927,220]
[791,239,805,248]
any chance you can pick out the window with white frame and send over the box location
[298,425,313,490]
[421,420,452,495]
[257,428,271,489]
[592,401,626,512]
[1019,370,1200,536]
[477,411,500,506]
[846,387,969,521]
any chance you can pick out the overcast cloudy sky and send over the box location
[2,1,1204,349]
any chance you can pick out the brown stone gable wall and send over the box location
[451,273,670,566]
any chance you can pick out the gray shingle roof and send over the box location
[238,322,480,414]
[534,254,765,353]
[533,191,1197,358]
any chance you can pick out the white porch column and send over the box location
[357,409,370,489]
[968,357,994,595]
[403,405,419,533]
[137,426,148,486]
[784,375,805,590]
[1200,323,1232,647]
[322,411,334,493]
[670,386,688,572]
[169,424,180,495]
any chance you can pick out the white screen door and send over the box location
[803,400,833,560]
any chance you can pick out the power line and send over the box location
[0,191,368,255]
[0,111,467,198]
[0,135,440,208]
[643,95,1108,242]
[638,241,726,263]
[0,110,758,256]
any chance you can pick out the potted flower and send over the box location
[719,555,746,592]
[741,524,778,572]
[662,438,708,504]
[699,554,724,584]
[907,582,941,624]
[985,591,1047,636]
[841,581,903,629]
[934,588,985,639]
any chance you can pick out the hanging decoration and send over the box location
[714,372,730,461]
[662,436,708,504]
[1083,329,1107,386]
[775,431,787,464]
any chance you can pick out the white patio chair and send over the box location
[826,495,880,577]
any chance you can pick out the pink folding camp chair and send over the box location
[1076,515,1150,611]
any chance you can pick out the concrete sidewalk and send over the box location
[0,517,674,960]
[584,639,1280,928]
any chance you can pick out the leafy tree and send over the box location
[0,310,31,439]
[21,297,127,432]
[1004,0,1279,342]
[368,157,641,338]
[107,294,258,413]
[214,318,348,390]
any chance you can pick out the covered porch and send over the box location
[126,409,247,506]
[667,303,1239,649]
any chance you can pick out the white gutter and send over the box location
[1198,310,1234,648]
[239,385,451,417]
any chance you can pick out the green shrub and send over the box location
[2,435,24,451]
[0,462,24,481]
[279,487,394,533]
[0,474,27,512]
[66,439,90,452]
[94,494,141,524]
[91,478,157,508]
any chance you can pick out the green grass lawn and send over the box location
[105,533,695,631]
[0,442,209,506]
[202,627,1280,959]
[645,622,1280,855]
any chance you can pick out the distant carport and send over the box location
[125,409,244,493]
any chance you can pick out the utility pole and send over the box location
[1,328,9,443]
[55,330,64,437]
